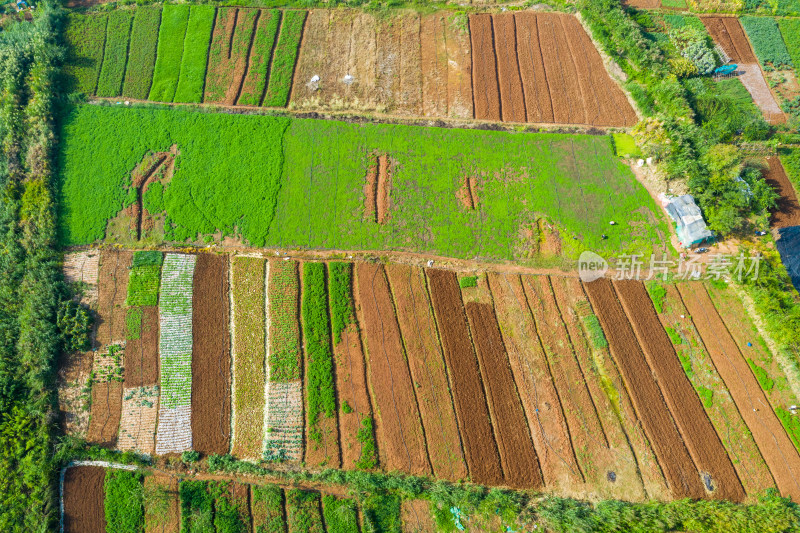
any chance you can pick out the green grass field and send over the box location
[149,4,190,102]
[58,105,669,263]
[96,10,133,98]
[122,6,161,100]
[173,6,215,104]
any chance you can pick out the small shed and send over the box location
[664,195,714,248]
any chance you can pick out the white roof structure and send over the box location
[664,195,713,247]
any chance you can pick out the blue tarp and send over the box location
[776,226,800,293]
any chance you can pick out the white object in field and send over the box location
[646,157,653,166]
[125,101,130,106]
[283,256,291,261]
[637,159,644,167]
[680,314,685,319]
[343,74,354,85]
[427,260,434,267]
[609,221,616,225]
[664,195,714,248]
[307,75,320,91]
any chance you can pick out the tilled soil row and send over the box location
[613,280,745,502]
[678,283,800,502]
[385,264,467,482]
[144,473,180,533]
[63,465,106,533]
[192,253,232,455]
[205,8,259,105]
[124,306,159,388]
[426,268,503,486]
[95,250,133,347]
[469,14,502,122]
[493,13,526,123]
[356,262,431,476]
[764,156,800,228]
[585,279,706,499]
[701,16,757,64]
[466,301,543,489]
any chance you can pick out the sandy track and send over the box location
[585,279,706,499]
[356,263,430,476]
[614,280,745,502]
[63,466,106,533]
[492,13,526,123]
[192,253,232,455]
[678,283,800,501]
[426,268,502,485]
[469,14,501,121]
[466,302,543,488]
[385,264,467,481]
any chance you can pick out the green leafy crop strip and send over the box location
[286,489,325,533]
[741,16,794,69]
[269,259,301,382]
[778,18,800,69]
[104,470,144,533]
[328,262,354,345]
[64,13,108,95]
[302,262,337,443]
[251,485,285,533]
[126,251,163,307]
[238,10,281,106]
[263,10,306,107]
[173,6,216,104]
[96,10,133,98]
[149,4,190,102]
[322,495,360,533]
[122,6,161,100]
[180,480,214,533]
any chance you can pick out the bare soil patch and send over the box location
[118,385,159,455]
[401,499,437,533]
[469,14,501,121]
[363,153,393,223]
[492,13,526,123]
[738,64,785,123]
[125,306,159,387]
[144,473,180,533]
[426,268,502,486]
[445,14,474,119]
[485,273,583,492]
[514,12,554,123]
[192,253,232,455]
[585,279,706,499]
[63,250,100,307]
[96,250,133,347]
[456,174,479,210]
[398,13,423,115]
[765,156,800,228]
[386,264,467,481]
[536,14,570,124]
[678,283,800,501]
[701,17,757,63]
[64,466,106,533]
[420,13,448,118]
[87,380,123,447]
[356,262,430,476]
[614,280,744,502]
[466,302,543,489]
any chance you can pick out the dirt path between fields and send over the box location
[614,280,744,502]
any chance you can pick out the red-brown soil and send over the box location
[549,276,652,501]
[552,14,586,125]
[485,273,582,491]
[420,13,448,118]
[561,15,600,126]
[514,12,554,123]
[376,15,402,112]
[701,17,757,64]
[764,156,800,228]
[355,262,431,476]
[87,381,123,446]
[465,302,543,489]
[678,283,800,501]
[492,13,526,123]
[363,154,392,223]
[445,15,474,120]
[144,473,180,533]
[401,499,437,533]
[536,13,570,125]
[469,14,501,121]
[96,250,133,347]
[64,466,106,533]
[585,279,706,499]
[205,8,258,105]
[613,280,745,502]
[125,306,159,387]
[398,13,423,115]
[332,265,374,471]
[426,268,502,486]
[385,264,467,481]
[192,253,232,455]
[238,9,279,106]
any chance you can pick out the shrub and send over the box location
[697,385,714,408]
[263,10,307,107]
[64,13,108,94]
[458,276,477,288]
[149,4,190,102]
[57,300,92,352]
[180,480,214,533]
[96,10,134,97]
[329,262,354,344]
[238,10,281,106]
[173,6,215,104]
[122,6,162,100]
[741,16,794,69]
[181,450,200,464]
[302,262,336,443]
[104,470,144,533]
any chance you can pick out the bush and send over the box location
[57,300,92,352]
[104,470,144,533]
[181,450,200,464]
[263,10,307,107]
[741,16,794,69]
[697,385,714,408]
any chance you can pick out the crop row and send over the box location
[741,16,794,69]
[286,489,325,533]
[122,6,161,100]
[251,485,284,533]
[96,11,133,98]
[205,8,258,103]
[302,262,337,444]
[181,480,251,532]
[329,262,354,344]
[149,4,190,102]
[104,469,145,533]
[264,381,304,462]
[173,6,216,104]
[64,13,107,94]
[238,10,282,106]
[263,10,307,107]
[269,259,301,381]
[778,18,800,69]
[126,251,163,307]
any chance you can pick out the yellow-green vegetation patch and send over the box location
[96,10,133,98]
[149,4,190,102]
[612,133,642,159]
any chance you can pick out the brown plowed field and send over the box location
[584,279,706,499]
[385,264,467,482]
[551,14,586,124]
[701,17,757,63]
[514,12,553,123]
[678,283,800,501]
[96,250,133,347]
[561,15,600,125]
[332,264,373,471]
[469,14,501,121]
[656,284,776,497]
[192,253,231,455]
[426,268,502,486]
[613,280,745,502]
[64,466,106,533]
[144,473,180,533]
[124,306,159,387]
[445,15,474,119]
[398,13,422,115]
[536,14,570,124]
[356,262,431,476]
[485,273,582,491]
[420,14,448,118]
[87,381,123,446]
[764,156,800,228]
[522,276,616,489]
[549,276,651,501]
[492,13,526,123]
[466,302,543,489]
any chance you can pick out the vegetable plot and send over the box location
[126,251,163,306]
[104,470,145,533]
[173,6,216,104]
[741,16,794,69]
[64,14,108,94]
[155,253,196,454]
[96,10,133,98]
[149,4,190,102]
[123,6,162,100]
[238,10,282,106]
[263,10,307,107]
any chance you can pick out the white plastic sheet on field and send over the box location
[263,381,303,462]
[155,253,196,454]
